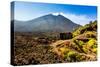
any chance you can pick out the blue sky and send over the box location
[12,1,97,25]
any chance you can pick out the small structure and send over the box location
[60,32,72,40]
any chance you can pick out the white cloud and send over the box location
[52,12,96,26]
[52,13,60,16]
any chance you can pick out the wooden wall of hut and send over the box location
[60,32,72,40]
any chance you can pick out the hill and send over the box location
[13,14,80,32]
[51,20,97,62]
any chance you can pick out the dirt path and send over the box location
[50,40,71,56]
[51,40,70,47]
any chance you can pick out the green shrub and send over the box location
[87,38,96,47]
[82,46,88,53]
[64,51,77,62]
[92,44,97,48]
[79,41,84,46]
[92,48,97,53]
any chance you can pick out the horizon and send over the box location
[11,1,97,25]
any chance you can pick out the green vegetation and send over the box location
[64,51,77,62]
[72,20,97,53]
[87,38,97,47]
[73,20,97,37]
[55,20,97,62]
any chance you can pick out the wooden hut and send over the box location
[60,32,72,40]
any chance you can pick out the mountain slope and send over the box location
[14,14,80,32]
